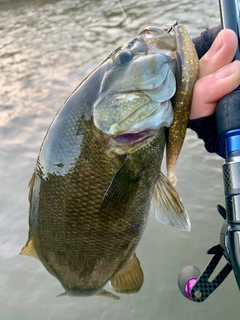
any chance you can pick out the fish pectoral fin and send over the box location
[20,236,39,260]
[150,172,191,231]
[97,289,120,300]
[100,156,142,214]
[110,254,144,294]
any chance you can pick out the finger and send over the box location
[190,60,240,119]
[199,29,238,78]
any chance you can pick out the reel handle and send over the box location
[178,246,232,302]
[177,265,200,300]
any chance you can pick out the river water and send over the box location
[0,0,239,319]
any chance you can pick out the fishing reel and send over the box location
[177,0,240,302]
[178,91,240,302]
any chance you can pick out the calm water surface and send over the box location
[1,0,239,319]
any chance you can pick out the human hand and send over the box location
[190,29,240,120]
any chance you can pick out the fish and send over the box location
[21,22,198,299]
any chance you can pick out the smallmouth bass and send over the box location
[21,22,198,299]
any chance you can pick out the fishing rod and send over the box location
[177,0,240,302]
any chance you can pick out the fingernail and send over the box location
[215,63,236,79]
[205,32,223,59]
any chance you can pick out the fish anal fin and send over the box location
[150,172,191,231]
[98,289,120,300]
[20,237,39,260]
[110,254,144,294]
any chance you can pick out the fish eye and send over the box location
[115,50,133,65]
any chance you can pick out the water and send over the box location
[0,0,239,319]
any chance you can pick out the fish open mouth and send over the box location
[113,130,154,146]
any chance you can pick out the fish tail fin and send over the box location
[110,253,144,294]
[150,172,190,231]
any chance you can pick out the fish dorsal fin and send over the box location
[98,289,120,300]
[20,237,39,260]
[28,172,36,203]
[150,172,191,231]
[110,254,144,294]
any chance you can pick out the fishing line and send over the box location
[117,0,133,34]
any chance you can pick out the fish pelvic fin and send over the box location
[150,172,191,231]
[57,292,68,297]
[110,253,144,294]
[20,237,39,260]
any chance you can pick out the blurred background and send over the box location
[1,0,239,319]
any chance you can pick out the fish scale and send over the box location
[37,123,163,291]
